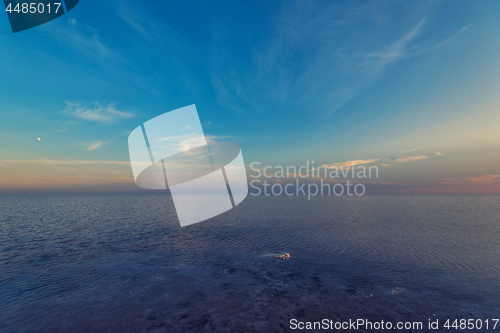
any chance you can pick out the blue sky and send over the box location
[1,0,499,193]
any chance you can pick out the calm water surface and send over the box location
[1,194,499,332]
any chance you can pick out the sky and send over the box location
[0,0,499,194]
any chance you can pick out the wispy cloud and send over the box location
[205,135,233,142]
[400,148,419,153]
[117,2,154,40]
[464,175,500,185]
[214,3,429,116]
[212,1,475,118]
[57,18,113,62]
[86,141,106,151]
[0,159,134,192]
[179,136,206,152]
[322,150,441,170]
[443,175,500,185]
[152,132,206,153]
[156,133,201,142]
[0,159,130,166]
[317,19,426,114]
[66,102,134,123]
[394,155,428,163]
[323,159,379,169]
[367,20,425,67]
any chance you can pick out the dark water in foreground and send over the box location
[1,194,500,332]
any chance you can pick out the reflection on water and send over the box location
[1,194,499,332]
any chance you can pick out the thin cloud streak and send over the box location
[323,159,379,169]
[66,102,135,123]
[464,175,500,184]
[0,159,130,166]
[86,141,106,151]
[443,174,500,185]
[394,155,428,163]
[211,3,461,117]
[56,18,114,62]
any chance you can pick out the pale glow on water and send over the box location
[0,194,499,331]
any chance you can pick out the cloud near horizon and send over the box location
[465,175,500,184]
[0,159,130,166]
[323,159,379,169]
[322,149,443,170]
[443,174,500,185]
[0,159,135,193]
[394,155,428,163]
